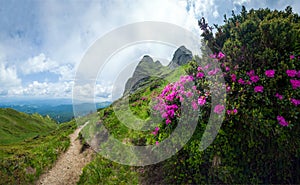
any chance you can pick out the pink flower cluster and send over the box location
[214,104,225,114]
[152,127,160,135]
[277,116,289,126]
[265,70,275,78]
[275,93,283,100]
[254,86,264,93]
[290,79,300,89]
[286,68,300,89]
[227,109,238,115]
[286,70,297,77]
[291,98,300,106]
[153,75,197,125]
[247,70,260,83]
[210,51,225,60]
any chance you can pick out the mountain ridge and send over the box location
[123,46,192,95]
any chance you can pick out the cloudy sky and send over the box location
[0,0,299,102]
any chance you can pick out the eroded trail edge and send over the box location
[37,123,94,185]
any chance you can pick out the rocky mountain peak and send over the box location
[140,55,153,63]
[123,46,192,95]
[168,46,193,69]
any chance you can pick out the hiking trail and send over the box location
[36,123,94,185]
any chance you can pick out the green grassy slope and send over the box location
[0,108,57,144]
[0,108,77,184]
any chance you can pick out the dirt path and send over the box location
[36,123,94,185]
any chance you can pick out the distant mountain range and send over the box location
[0,99,111,123]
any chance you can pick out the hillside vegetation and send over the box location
[0,108,57,144]
[0,108,76,184]
[79,6,300,184]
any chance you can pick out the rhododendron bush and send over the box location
[147,6,300,184]
[152,53,299,142]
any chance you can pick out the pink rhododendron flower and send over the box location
[208,68,219,76]
[291,98,300,106]
[191,101,198,110]
[167,110,175,118]
[204,64,211,70]
[198,96,206,106]
[214,104,225,114]
[238,78,245,84]
[197,66,203,71]
[209,54,216,59]
[185,91,193,98]
[290,79,300,89]
[227,109,238,115]
[226,85,231,92]
[217,51,225,59]
[166,119,171,125]
[165,91,176,101]
[286,70,297,77]
[290,55,295,60]
[162,112,168,119]
[247,70,255,77]
[197,72,205,78]
[161,85,171,96]
[254,86,264,93]
[152,126,160,135]
[265,70,275,78]
[225,66,230,71]
[250,75,260,83]
[277,116,288,126]
[231,74,237,82]
[227,109,237,115]
[179,96,184,102]
[275,93,283,100]
[155,141,159,146]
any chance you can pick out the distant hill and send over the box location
[0,108,57,144]
[0,101,112,123]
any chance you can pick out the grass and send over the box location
[0,108,77,185]
[78,155,139,185]
[0,108,58,144]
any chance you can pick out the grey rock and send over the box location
[168,46,193,69]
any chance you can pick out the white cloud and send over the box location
[37,0,200,66]
[72,82,113,102]
[11,81,74,98]
[0,62,21,89]
[233,0,251,5]
[187,0,220,19]
[52,64,75,81]
[21,53,59,75]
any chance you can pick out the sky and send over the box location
[0,0,299,102]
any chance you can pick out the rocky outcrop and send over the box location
[123,46,192,95]
[168,46,193,69]
[124,56,164,95]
